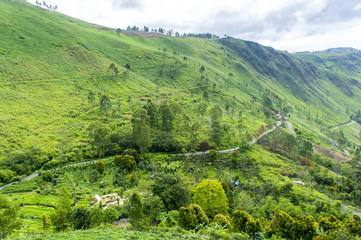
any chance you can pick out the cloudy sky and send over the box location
[28,0,361,52]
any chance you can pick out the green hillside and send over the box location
[0,0,360,165]
[2,0,361,239]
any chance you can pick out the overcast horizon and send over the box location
[27,0,361,52]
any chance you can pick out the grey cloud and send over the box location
[199,2,304,40]
[193,0,361,42]
[304,0,361,24]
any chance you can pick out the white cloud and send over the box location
[26,0,361,52]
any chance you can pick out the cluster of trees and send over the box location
[35,1,58,10]
[351,110,361,124]
[125,25,219,38]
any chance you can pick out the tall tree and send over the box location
[144,100,159,128]
[159,101,174,132]
[100,94,111,117]
[127,193,143,226]
[0,194,22,239]
[88,90,95,105]
[87,122,110,160]
[131,109,152,155]
[50,187,72,232]
[210,104,222,122]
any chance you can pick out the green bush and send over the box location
[122,149,140,163]
[179,204,209,230]
[103,207,119,224]
[193,179,228,218]
[209,142,218,150]
[152,173,190,211]
[114,155,136,170]
[213,214,233,230]
[42,171,53,182]
[0,169,15,183]
[70,206,92,230]
[208,149,218,161]
[232,210,260,234]
[96,161,106,175]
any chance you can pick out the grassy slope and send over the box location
[1,0,361,167]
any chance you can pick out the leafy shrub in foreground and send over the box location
[179,204,209,230]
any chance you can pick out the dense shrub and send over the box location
[0,169,15,183]
[114,155,136,170]
[318,215,343,232]
[96,161,106,175]
[179,204,209,230]
[127,193,143,227]
[232,210,261,235]
[90,207,104,227]
[209,142,218,150]
[122,149,140,162]
[41,171,53,182]
[70,206,92,230]
[208,149,218,161]
[193,179,228,218]
[152,173,190,211]
[150,135,183,153]
[103,207,119,224]
[213,214,233,230]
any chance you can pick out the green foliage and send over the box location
[142,194,164,222]
[179,204,209,230]
[96,161,106,175]
[127,193,143,227]
[270,209,293,239]
[50,187,72,232]
[318,215,344,232]
[114,155,136,170]
[346,214,361,236]
[290,215,317,240]
[41,171,53,182]
[87,122,111,159]
[132,109,152,154]
[122,149,140,163]
[0,169,15,183]
[88,90,95,105]
[210,105,222,122]
[208,149,218,161]
[42,214,51,230]
[300,139,313,159]
[152,173,190,211]
[232,210,261,235]
[99,94,111,117]
[213,214,233,230]
[0,194,23,239]
[70,206,92,230]
[103,207,119,224]
[209,142,218,150]
[144,100,159,128]
[159,101,174,132]
[89,207,103,227]
[193,179,228,218]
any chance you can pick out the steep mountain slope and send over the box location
[0,0,361,172]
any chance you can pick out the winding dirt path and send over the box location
[0,160,99,191]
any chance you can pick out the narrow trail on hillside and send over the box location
[1,114,351,191]
[284,117,297,137]
[1,115,284,191]
[0,160,99,191]
[330,120,355,131]
[184,113,283,156]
